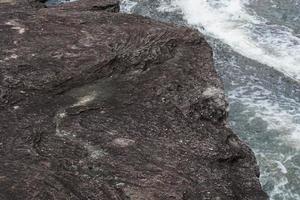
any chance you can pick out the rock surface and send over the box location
[0,0,268,199]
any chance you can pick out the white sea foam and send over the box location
[274,161,288,174]
[157,1,178,12]
[255,150,300,200]
[229,85,300,149]
[120,0,137,13]
[170,0,300,81]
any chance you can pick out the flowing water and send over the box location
[47,0,300,199]
[121,0,300,199]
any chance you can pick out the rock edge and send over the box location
[0,0,268,199]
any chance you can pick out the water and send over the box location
[120,0,300,199]
[173,0,300,81]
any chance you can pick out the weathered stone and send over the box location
[52,0,120,12]
[0,0,268,199]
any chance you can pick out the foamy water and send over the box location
[214,50,300,200]
[170,0,300,81]
[254,150,300,200]
[229,85,300,149]
[120,0,137,13]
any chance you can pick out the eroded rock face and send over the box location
[0,0,268,199]
[52,0,120,12]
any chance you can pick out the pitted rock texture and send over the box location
[0,0,268,199]
[52,0,120,12]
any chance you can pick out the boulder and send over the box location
[0,0,268,199]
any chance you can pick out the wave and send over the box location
[168,0,300,81]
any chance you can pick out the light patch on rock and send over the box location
[54,110,106,160]
[227,136,241,149]
[58,112,67,118]
[54,110,67,136]
[0,0,16,4]
[69,44,80,50]
[56,129,72,137]
[113,138,135,148]
[4,53,18,61]
[10,54,18,59]
[64,52,81,58]
[202,87,224,98]
[85,144,107,159]
[13,105,20,110]
[72,91,97,107]
[107,130,118,136]
[5,20,25,34]
[202,86,227,108]
[79,31,95,47]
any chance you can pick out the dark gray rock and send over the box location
[52,0,120,12]
[0,0,268,199]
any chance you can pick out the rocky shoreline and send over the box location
[0,0,268,199]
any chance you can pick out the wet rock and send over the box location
[0,0,268,199]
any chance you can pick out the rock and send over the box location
[53,0,120,12]
[0,0,268,199]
